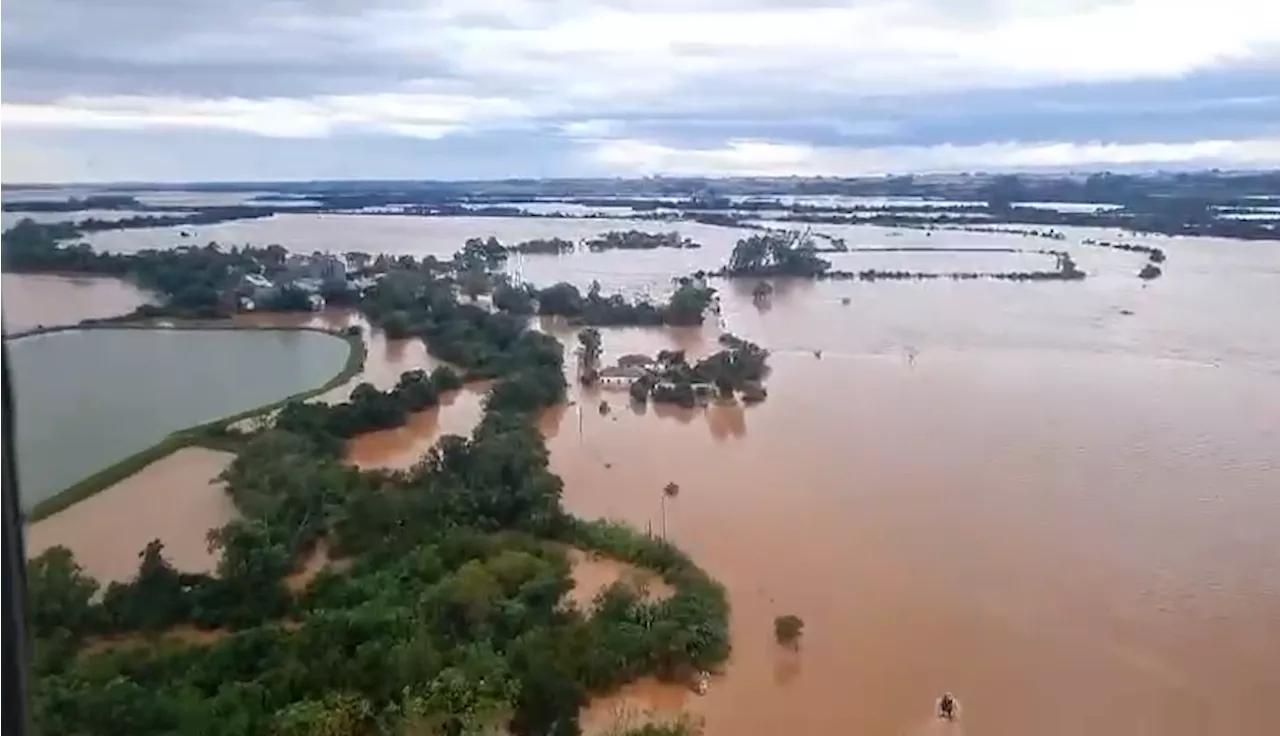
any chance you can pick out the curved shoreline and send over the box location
[21,321,367,522]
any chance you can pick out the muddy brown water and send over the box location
[9,218,1280,735]
[2,272,152,334]
[25,447,238,584]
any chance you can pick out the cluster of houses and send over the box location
[597,353,661,387]
[236,252,381,311]
[594,351,767,403]
[594,353,729,396]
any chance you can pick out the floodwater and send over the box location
[25,447,237,583]
[6,324,350,506]
[1,273,152,333]
[566,547,676,612]
[8,214,1280,735]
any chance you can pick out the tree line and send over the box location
[1,221,318,318]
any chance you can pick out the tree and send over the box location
[774,615,804,648]
[726,232,830,277]
[493,283,535,315]
[394,369,439,411]
[345,251,373,271]
[578,328,602,381]
[536,283,585,317]
[271,692,375,736]
[380,310,413,339]
[430,365,464,393]
[26,546,101,638]
[664,280,715,326]
[459,268,491,302]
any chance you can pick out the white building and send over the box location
[597,365,648,388]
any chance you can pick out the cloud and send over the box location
[588,137,1280,176]
[3,0,1280,180]
[3,93,530,138]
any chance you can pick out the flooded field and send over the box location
[7,213,1280,735]
[25,447,237,583]
[1,272,152,333]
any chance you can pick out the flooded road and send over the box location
[9,216,1280,735]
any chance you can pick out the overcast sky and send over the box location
[4,0,1280,182]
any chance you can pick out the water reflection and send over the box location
[705,401,748,442]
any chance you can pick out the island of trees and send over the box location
[585,230,701,251]
[714,229,1088,282]
[25,245,730,736]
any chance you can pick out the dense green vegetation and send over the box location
[2,220,294,317]
[2,195,142,212]
[722,231,831,278]
[533,279,715,327]
[26,280,730,736]
[627,334,771,408]
[585,231,701,251]
[509,237,576,255]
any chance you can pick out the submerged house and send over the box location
[597,365,648,388]
[617,353,655,369]
[240,273,279,306]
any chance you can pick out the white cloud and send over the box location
[2,93,530,138]
[4,0,1280,179]
[8,0,1280,131]
[589,136,1280,176]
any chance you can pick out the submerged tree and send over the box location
[578,327,602,383]
[773,615,805,649]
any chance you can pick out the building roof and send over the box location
[617,353,654,367]
[598,365,647,379]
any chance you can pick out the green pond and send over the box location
[6,327,351,509]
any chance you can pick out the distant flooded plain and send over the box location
[7,213,1280,735]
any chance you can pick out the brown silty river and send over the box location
[9,216,1280,736]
